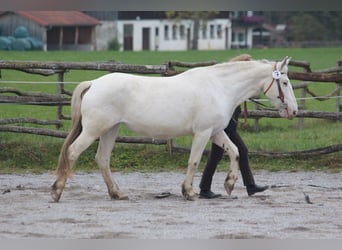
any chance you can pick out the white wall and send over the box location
[197,19,231,50]
[95,21,118,50]
[116,18,231,51]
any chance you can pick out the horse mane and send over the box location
[229,54,252,62]
[212,58,271,70]
[179,55,276,80]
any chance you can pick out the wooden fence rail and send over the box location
[288,71,342,82]
[0,125,167,145]
[243,110,342,121]
[0,58,341,156]
[0,60,168,74]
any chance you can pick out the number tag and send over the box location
[272,70,282,79]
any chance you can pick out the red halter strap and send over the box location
[263,63,285,103]
[263,63,277,95]
[263,78,275,96]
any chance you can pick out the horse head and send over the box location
[263,56,298,119]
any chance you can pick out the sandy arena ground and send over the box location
[1,171,341,239]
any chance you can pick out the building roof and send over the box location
[16,11,101,27]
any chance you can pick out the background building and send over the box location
[0,11,100,51]
[0,11,285,51]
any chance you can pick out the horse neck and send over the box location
[218,61,272,103]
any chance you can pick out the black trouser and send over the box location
[199,107,255,191]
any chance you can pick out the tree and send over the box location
[166,11,219,50]
[287,13,326,42]
[311,12,342,40]
[263,11,342,44]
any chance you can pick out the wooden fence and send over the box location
[0,58,341,157]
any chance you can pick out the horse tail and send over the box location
[56,81,92,178]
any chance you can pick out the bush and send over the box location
[108,38,121,51]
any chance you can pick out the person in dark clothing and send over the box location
[199,106,268,199]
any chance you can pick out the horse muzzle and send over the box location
[278,105,297,120]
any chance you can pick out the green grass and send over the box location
[0,48,342,174]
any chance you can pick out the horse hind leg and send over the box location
[51,130,98,202]
[212,131,240,196]
[95,125,128,200]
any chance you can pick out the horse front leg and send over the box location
[212,131,240,196]
[182,129,212,201]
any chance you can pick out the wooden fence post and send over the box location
[56,71,65,129]
[297,83,307,129]
[253,101,260,132]
[299,62,310,129]
[336,60,342,113]
[336,83,341,113]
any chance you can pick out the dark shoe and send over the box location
[247,184,269,196]
[199,190,222,199]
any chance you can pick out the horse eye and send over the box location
[283,81,288,86]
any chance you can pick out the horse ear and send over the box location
[286,56,292,65]
[280,56,291,70]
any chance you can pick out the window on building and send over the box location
[164,25,169,40]
[210,24,215,39]
[179,25,185,39]
[238,32,244,42]
[233,11,248,18]
[217,24,222,39]
[232,11,239,18]
[232,31,236,42]
[172,25,177,40]
[202,24,207,39]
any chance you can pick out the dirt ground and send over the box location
[0,171,341,239]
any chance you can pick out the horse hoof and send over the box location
[181,182,197,201]
[118,195,129,200]
[50,190,61,202]
[186,194,197,201]
[51,180,64,202]
[224,182,235,196]
[111,191,129,200]
[182,192,197,201]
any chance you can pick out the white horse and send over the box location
[51,56,297,202]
